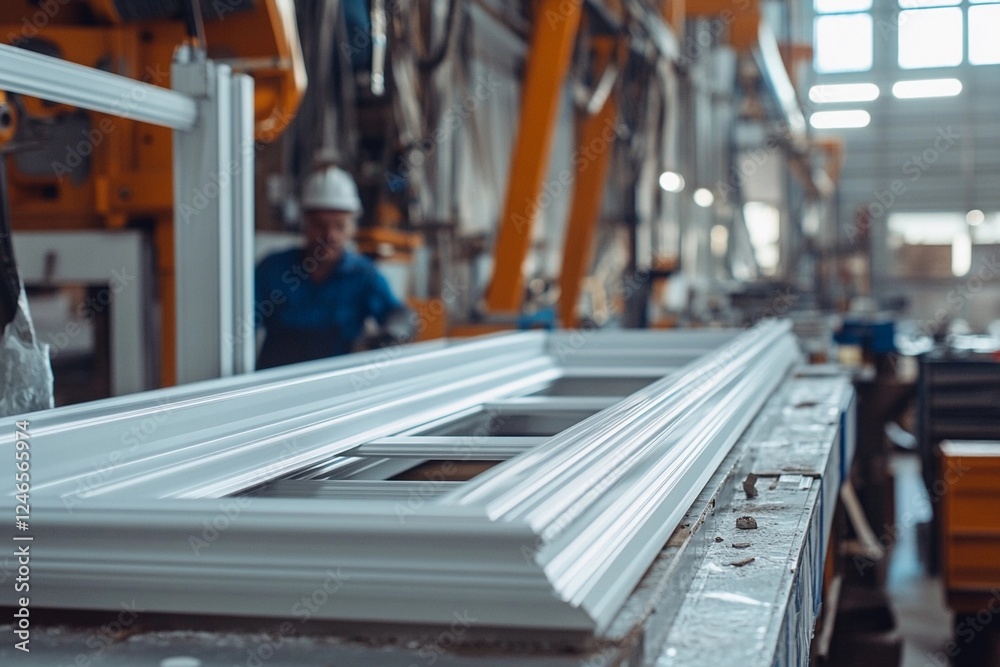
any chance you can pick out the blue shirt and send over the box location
[255,248,402,368]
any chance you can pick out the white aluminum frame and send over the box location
[0,43,197,131]
[172,47,256,382]
[1,322,800,634]
[0,42,256,387]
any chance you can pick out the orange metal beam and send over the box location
[685,0,752,16]
[558,38,619,329]
[485,0,583,314]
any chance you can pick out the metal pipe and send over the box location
[0,43,198,131]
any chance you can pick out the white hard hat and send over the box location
[301,166,362,213]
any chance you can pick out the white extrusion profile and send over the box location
[0,324,797,634]
[172,52,256,382]
[0,43,198,130]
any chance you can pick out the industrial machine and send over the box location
[0,2,869,662]
[0,0,305,387]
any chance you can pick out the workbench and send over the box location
[0,324,855,667]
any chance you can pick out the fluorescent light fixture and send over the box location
[809,83,879,104]
[892,78,963,99]
[658,171,685,193]
[967,209,985,226]
[809,110,871,129]
[693,188,715,208]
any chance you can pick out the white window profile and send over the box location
[0,325,800,633]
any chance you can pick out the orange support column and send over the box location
[558,38,619,329]
[485,0,583,314]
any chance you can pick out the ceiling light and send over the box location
[693,188,715,208]
[658,171,685,193]
[809,110,871,129]
[892,78,962,99]
[808,83,880,104]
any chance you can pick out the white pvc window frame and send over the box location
[0,323,800,634]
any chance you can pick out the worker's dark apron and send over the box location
[256,322,345,370]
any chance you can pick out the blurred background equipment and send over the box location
[2,0,1000,664]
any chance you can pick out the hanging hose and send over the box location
[413,0,461,72]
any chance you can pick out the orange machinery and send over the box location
[0,0,305,385]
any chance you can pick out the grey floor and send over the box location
[888,453,954,667]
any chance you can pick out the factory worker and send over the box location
[255,166,413,369]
